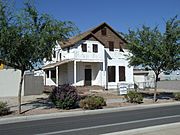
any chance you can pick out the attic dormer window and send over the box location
[109,41,114,51]
[119,42,124,52]
[101,28,107,36]
[120,48,124,52]
[82,43,87,52]
[67,47,70,53]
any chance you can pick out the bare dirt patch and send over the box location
[0,89,177,118]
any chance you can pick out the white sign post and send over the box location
[118,82,128,95]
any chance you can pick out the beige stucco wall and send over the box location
[0,69,24,97]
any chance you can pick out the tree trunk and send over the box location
[18,70,25,114]
[153,80,157,103]
[153,73,159,103]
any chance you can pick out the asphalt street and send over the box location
[0,105,180,135]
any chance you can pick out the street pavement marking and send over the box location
[100,122,180,135]
[35,114,180,135]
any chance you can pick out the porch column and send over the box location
[102,61,106,89]
[104,59,108,90]
[116,66,119,83]
[105,66,108,90]
[44,71,46,85]
[49,70,51,79]
[56,66,59,86]
[74,60,76,86]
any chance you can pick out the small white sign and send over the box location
[118,82,128,95]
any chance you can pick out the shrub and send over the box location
[125,91,143,104]
[49,84,79,109]
[0,101,10,116]
[79,96,106,110]
[174,92,180,101]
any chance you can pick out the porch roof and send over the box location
[43,59,103,70]
[42,59,74,70]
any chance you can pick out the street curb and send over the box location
[100,122,180,135]
[0,101,180,125]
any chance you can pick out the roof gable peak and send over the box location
[59,22,127,48]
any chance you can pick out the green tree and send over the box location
[0,0,78,113]
[125,16,180,102]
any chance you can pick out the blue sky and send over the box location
[15,0,180,34]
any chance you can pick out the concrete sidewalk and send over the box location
[101,122,180,135]
[0,102,180,135]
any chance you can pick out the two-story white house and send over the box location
[42,22,134,89]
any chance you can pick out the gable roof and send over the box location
[91,22,127,43]
[59,22,127,49]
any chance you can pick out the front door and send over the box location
[85,69,92,86]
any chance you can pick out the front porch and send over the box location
[43,60,106,87]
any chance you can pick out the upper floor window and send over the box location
[59,53,62,61]
[53,50,56,58]
[82,43,87,52]
[109,41,114,51]
[93,44,98,53]
[101,28,107,36]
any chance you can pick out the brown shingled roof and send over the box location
[59,22,127,49]
[59,30,92,49]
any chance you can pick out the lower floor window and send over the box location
[51,70,56,78]
[46,70,56,79]
[108,66,115,82]
[119,66,126,81]
[46,70,49,78]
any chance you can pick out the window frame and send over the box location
[119,66,126,81]
[81,43,87,52]
[109,41,114,51]
[93,44,98,53]
[108,66,116,82]
[51,70,56,78]
[119,42,124,52]
[101,28,107,36]
[53,50,56,58]
[59,53,62,61]
[67,47,70,53]
[46,70,49,78]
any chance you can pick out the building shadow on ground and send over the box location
[140,91,175,100]
[20,97,55,114]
